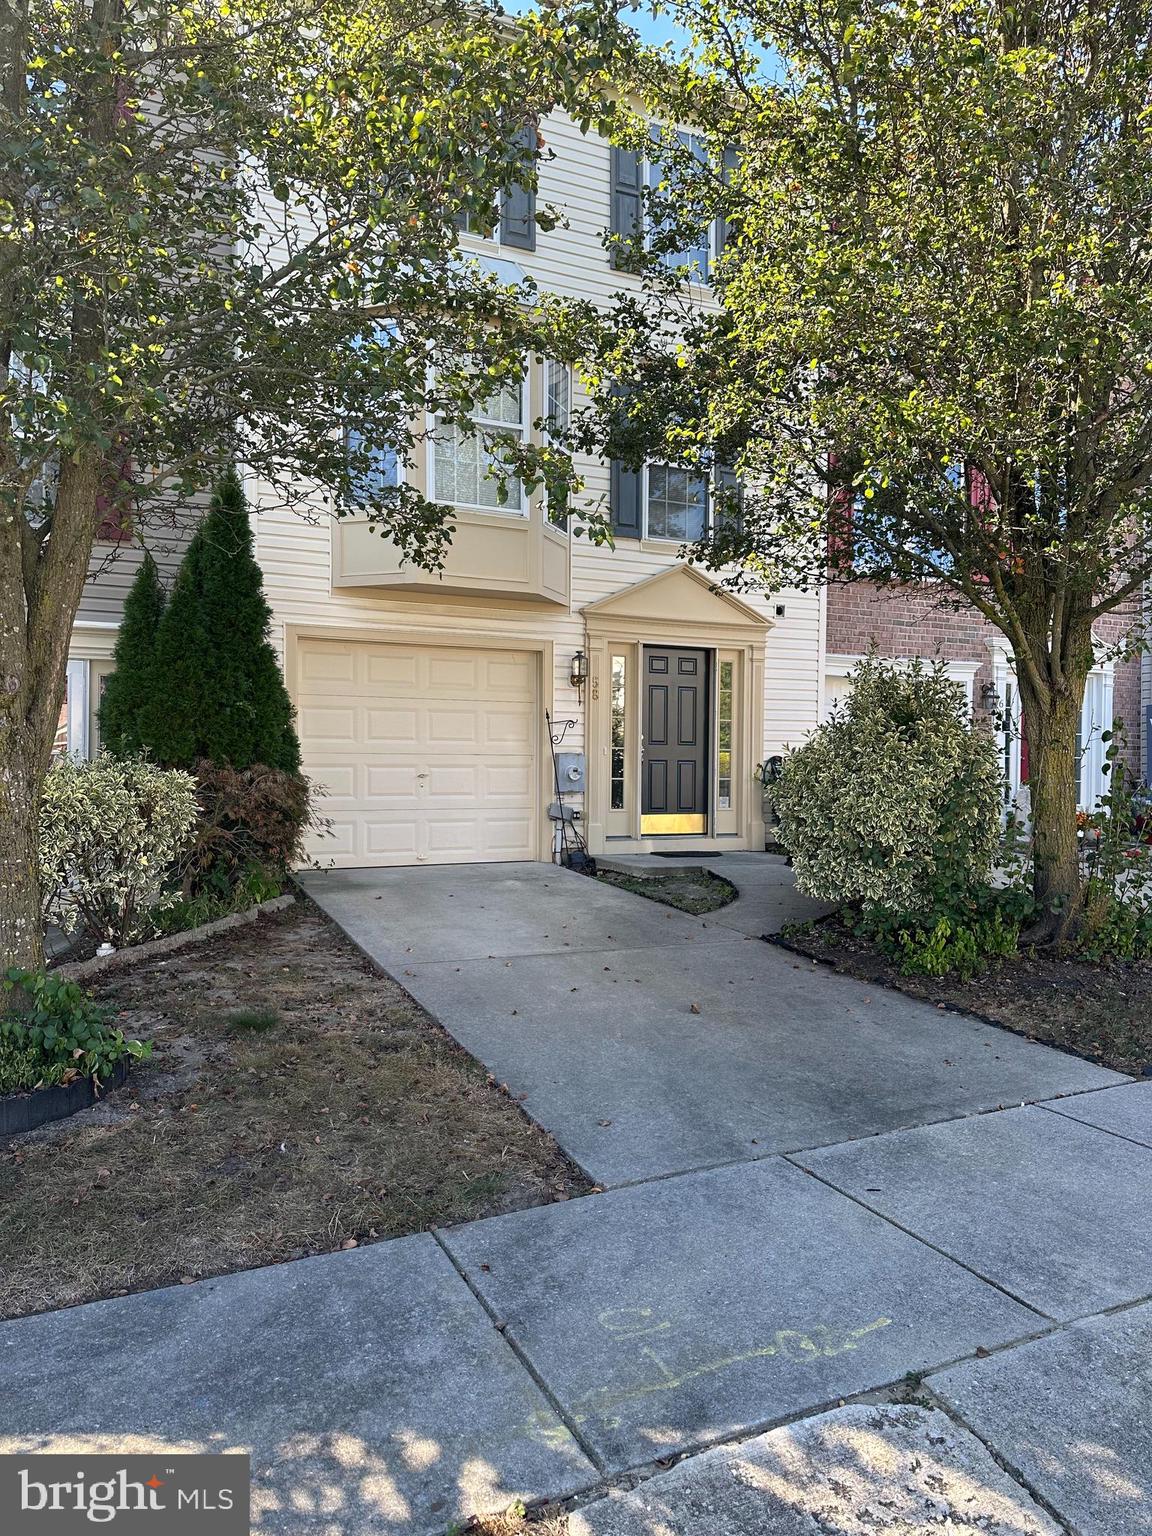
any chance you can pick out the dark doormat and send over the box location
[651,850,722,857]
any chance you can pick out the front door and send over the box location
[641,646,709,834]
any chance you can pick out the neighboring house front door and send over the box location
[642,645,709,834]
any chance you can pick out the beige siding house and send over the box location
[70,108,826,868]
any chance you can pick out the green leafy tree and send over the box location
[98,551,166,757]
[143,470,300,771]
[581,0,1152,941]
[0,0,616,967]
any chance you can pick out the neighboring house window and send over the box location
[610,458,739,542]
[454,122,536,251]
[610,138,733,280]
[432,373,526,514]
[992,650,1114,811]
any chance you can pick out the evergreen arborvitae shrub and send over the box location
[98,551,166,756]
[142,469,301,772]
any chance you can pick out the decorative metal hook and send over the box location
[547,713,578,747]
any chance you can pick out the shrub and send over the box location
[859,887,1029,981]
[98,550,166,757]
[39,753,199,947]
[140,469,301,772]
[1,970,152,1087]
[178,761,314,899]
[774,654,1005,919]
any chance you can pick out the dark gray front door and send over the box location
[642,646,709,834]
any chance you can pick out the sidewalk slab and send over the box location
[932,1300,1152,1536]
[800,1105,1152,1319]
[297,864,738,966]
[400,938,1125,1186]
[569,1403,1059,1536]
[441,1158,1041,1473]
[1042,1081,1152,1147]
[0,1235,595,1535]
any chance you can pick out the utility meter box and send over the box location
[554,752,586,793]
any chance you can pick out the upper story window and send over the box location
[647,463,708,541]
[432,374,527,515]
[610,458,741,543]
[609,137,734,282]
[453,122,536,252]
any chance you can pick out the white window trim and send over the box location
[428,365,530,518]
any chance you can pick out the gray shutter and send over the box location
[501,121,536,250]
[716,144,739,256]
[610,459,642,537]
[610,146,643,268]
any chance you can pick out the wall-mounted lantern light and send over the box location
[569,649,588,692]
[980,680,1001,715]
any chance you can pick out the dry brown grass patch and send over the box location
[0,902,587,1320]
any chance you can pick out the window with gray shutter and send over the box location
[609,146,644,267]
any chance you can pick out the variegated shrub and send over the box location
[774,655,1003,918]
[40,754,199,947]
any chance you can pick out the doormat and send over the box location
[651,850,722,857]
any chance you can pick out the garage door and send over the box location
[297,639,539,866]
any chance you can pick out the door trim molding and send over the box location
[583,618,767,855]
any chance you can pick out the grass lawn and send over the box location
[0,902,587,1321]
[595,867,736,915]
[781,914,1152,1076]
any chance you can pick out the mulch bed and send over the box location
[0,900,588,1321]
[779,914,1152,1077]
[595,867,736,915]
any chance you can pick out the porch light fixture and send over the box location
[569,649,588,692]
[980,680,1001,715]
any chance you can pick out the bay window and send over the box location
[432,373,527,514]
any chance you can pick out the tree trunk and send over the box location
[1017,667,1087,944]
[0,725,43,973]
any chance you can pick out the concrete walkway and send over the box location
[2,860,1150,1536]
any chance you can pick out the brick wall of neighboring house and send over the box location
[826,582,1146,784]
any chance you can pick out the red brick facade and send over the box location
[826,582,1145,782]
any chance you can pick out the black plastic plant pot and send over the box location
[0,1060,129,1137]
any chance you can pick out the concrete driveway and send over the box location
[296,862,1119,1186]
[3,859,1149,1536]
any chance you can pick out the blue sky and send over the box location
[507,1,695,52]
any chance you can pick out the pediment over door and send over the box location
[582,563,772,633]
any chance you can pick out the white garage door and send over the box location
[297,639,539,867]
